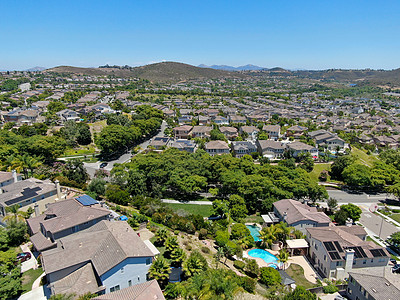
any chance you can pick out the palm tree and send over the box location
[183,251,208,277]
[170,248,186,266]
[49,293,75,300]
[275,222,294,246]
[278,249,289,270]
[3,205,26,223]
[214,247,224,269]
[155,228,169,245]
[259,225,279,248]
[25,155,42,177]
[148,256,171,287]
[164,235,179,254]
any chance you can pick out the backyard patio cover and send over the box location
[286,239,309,249]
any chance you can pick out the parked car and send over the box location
[17,252,31,263]
[390,258,398,265]
[99,162,108,168]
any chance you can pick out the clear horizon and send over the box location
[1,0,399,70]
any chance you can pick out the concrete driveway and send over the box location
[20,243,38,273]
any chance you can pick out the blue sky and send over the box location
[1,0,399,70]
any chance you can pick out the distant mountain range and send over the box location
[45,62,245,83]
[25,66,46,71]
[198,64,266,71]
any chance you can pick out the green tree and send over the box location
[149,257,171,287]
[259,267,281,286]
[155,228,169,245]
[87,178,106,198]
[3,205,26,223]
[329,155,355,181]
[183,250,208,277]
[165,236,179,254]
[6,220,27,246]
[245,259,260,278]
[63,159,89,185]
[283,286,317,300]
[387,231,400,250]
[342,164,371,187]
[0,250,22,300]
[226,194,248,220]
[76,123,92,145]
[277,249,289,270]
[170,248,186,266]
[49,293,76,300]
[105,184,130,205]
[337,203,362,223]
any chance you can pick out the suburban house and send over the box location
[240,126,259,141]
[232,141,257,158]
[219,126,238,140]
[0,170,22,187]
[306,226,390,280]
[149,137,170,150]
[273,199,332,233]
[286,141,319,159]
[3,108,39,125]
[198,115,210,125]
[191,126,212,138]
[308,130,346,152]
[173,125,193,139]
[263,125,281,140]
[169,139,197,153]
[178,115,193,125]
[247,114,268,123]
[212,115,229,125]
[228,115,247,124]
[256,140,285,159]
[346,267,400,300]
[56,109,80,124]
[205,140,230,156]
[42,220,156,297]
[93,279,165,300]
[286,125,308,138]
[0,178,60,217]
[27,195,111,252]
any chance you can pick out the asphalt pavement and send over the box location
[327,189,395,204]
[359,207,398,240]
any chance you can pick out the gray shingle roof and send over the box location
[42,221,154,276]
[93,279,165,300]
[349,267,400,300]
[274,199,332,224]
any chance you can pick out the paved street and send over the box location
[84,120,167,177]
[327,189,395,204]
[359,208,398,240]
[162,199,213,205]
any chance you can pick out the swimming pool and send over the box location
[246,225,261,242]
[248,249,280,268]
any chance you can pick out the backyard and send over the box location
[286,264,317,290]
[21,267,43,294]
[163,203,213,218]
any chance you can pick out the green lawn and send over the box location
[21,268,43,294]
[366,236,381,246]
[351,147,377,167]
[389,214,400,223]
[310,163,331,182]
[286,264,317,289]
[164,203,213,217]
[243,215,264,224]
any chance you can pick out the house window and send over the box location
[138,275,140,282]
[363,260,367,265]
[110,285,120,293]
[324,255,326,261]
[146,258,151,265]
[121,267,124,274]
[128,280,132,287]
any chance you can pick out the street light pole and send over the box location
[379,216,384,239]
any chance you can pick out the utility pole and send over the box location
[379,216,384,239]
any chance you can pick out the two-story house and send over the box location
[306,226,390,280]
[263,125,281,140]
[232,141,257,158]
[56,109,80,124]
[191,126,212,138]
[173,125,193,139]
[0,170,22,187]
[286,141,319,159]
[240,126,259,141]
[27,195,111,252]
[256,140,285,159]
[205,140,230,156]
[273,199,332,233]
[42,220,156,297]
[219,126,238,140]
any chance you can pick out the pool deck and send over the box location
[245,249,320,284]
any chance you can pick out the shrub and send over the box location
[233,260,245,270]
[245,259,259,277]
[259,267,281,286]
[174,230,180,235]
[199,228,208,240]
[238,276,256,293]
[323,284,339,294]
[201,246,210,254]
[186,245,192,251]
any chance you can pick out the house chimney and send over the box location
[34,203,40,217]
[346,218,353,227]
[283,211,288,222]
[12,170,18,183]
[344,249,355,275]
[55,180,61,200]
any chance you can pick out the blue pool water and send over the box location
[248,249,279,268]
[246,225,261,242]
